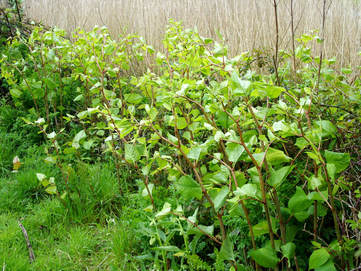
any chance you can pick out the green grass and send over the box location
[0,206,115,270]
[0,184,147,270]
[0,128,151,270]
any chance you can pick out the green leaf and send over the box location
[187,146,202,161]
[314,260,336,271]
[213,187,229,212]
[326,163,336,181]
[249,247,279,268]
[213,42,227,57]
[124,93,144,104]
[45,185,57,195]
[267,149,291,165]
[83,140,94,150]
[268,166,294,188]
[73,94,83,102]
[146,106,158,121]
[73,130,86,142]
[118,126,134,140]
[214,131,225,142]
[36,173,46,181]
[176,176,202,201]
[47,131,57,139]
[306,151,321,164]
[220,236,234,261]
[226,143,244,163]
[324,151,350,173]
[10,88,22,98]
[72,130,86,149]
[90,82,102,91]
[230,71,251,95]
[288,187,311,213]
[188,224,214,236]
[77,111,88,120]
[266,85,285,99]
[308,175,324,190]
[252,220,271,237]
[254,148,291,166]
[142,183,154,197]
[234,183,259,199]
[281,242,296,266]
[309,248,330,270]
[176,117,187,129]
[295,137,309,149]
[125,144,141,163]
[315,120,337,138]
[354,247,361,258]
[216,111,233,129]
[44,156,56,164]
[155,202,171,218]
[294,210,311,222]
[154,246,180,252]
[308,190,328,202]
[341,68,352,74]
[286,225,299,243]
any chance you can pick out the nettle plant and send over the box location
[8,22,360,270]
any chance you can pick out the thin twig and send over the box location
[290,0,296,71]
[272,0,280,85]
[18,221,35,263]
[316,103,355,116]
[14,0,22,22]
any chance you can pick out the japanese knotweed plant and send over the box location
[10,21,360,270]
[68,22,358,270]
[0,27,78,128]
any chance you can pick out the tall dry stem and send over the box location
[22,0,360,71]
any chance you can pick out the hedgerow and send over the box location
[1,17,360,271]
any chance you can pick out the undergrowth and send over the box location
[0,3,360,270]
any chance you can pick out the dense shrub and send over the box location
[1,20,360,270]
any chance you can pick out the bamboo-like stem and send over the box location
[223,108,276,254]
[290,0,296,72]
[313,201,318,241]
[272,0,280,85]
[214,155,259,270]
[149,118,227,241]
[14,0,22,22]
[316,0,328,90]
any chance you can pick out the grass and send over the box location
[0,181,146,270]
[0,90,157,270]
[23,0,361,69]
[0,206,116,270]
[0,128,151,270]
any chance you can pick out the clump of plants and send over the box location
[1,16,360,271]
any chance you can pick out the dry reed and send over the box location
[23,0,360,68]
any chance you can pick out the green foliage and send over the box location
[0,146,59,211]
[0,19,360,270]
[249,247,279,268]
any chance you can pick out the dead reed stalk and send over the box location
[23,0,360,69]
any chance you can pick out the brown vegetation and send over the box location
[23,0,360,68]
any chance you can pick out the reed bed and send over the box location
[23,0,360,68]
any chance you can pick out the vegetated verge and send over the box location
[0,6,361,271]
